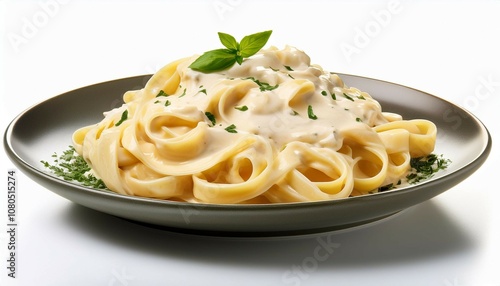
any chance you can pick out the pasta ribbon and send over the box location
[72,46,437,203]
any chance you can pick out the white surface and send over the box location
[1,1,499,285]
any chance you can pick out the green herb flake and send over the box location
[205,111,216,127]
[165,100,171,107]
[41,146,107,189]
[156,90,170,97]
[234,105,248,111]
[115,110,128,126]
[244,77,279,91]
[356,117,362,122]
[225,124,238,133]
[321,90,328,96]
[197,85,207,94]
[343,93,354,101]
[406,154,451,184]
[331,92,337,100]
[307,105,318,120]
[290,110,299,116]
[284,65,294,71]
[179,88,187,97]
[358,95,366,100]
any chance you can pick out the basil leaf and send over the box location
[189,49,237,72]
[190,30,272,73]
[218,32,239,51]
[235,55,243,65]
[239,30,272,58]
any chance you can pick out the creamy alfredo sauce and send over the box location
[147,46,396,152]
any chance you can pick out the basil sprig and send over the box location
[189,30,272,73]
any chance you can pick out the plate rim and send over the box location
[2,73,493,235]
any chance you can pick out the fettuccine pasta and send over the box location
[72,46,436,204]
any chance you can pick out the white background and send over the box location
[1,0,499,285]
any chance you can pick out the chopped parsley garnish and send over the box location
[358,95,366,100]
[165,100,171,107]
[377,180,402,192]
[406,154,451,184]
[156,90,170,97]
[245,77,279,91]
[225,124,238,133]
[205,111,216,126]
[290,110,299,116]
[198,88,207,95]
[115,110,128,126]
[284,65,294,71]
[321,90,328,96]
[356,117,362,122]
[372,153,450,193]
[330,92,337,100]
[307,105,318,120]
[234,105,248,111]
[378,183,395,192]
[41,146,107,189]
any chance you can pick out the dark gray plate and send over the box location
[3,74,492,237]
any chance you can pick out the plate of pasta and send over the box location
[3,32,491,236]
